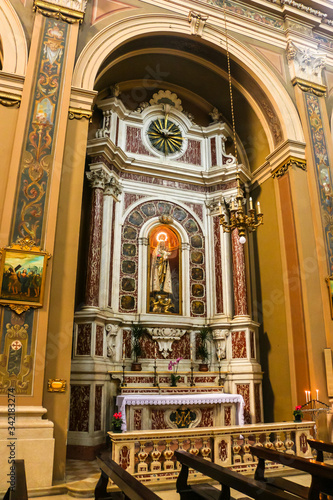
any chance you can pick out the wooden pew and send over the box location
[175,449,300,500]
[3,460,28,500]
[250,445,333,500]
[307,438,333,463]
[95,454,163,500]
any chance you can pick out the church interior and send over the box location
[1,0,333,497]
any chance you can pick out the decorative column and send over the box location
[99,173,122,309]
[85,168,107,308]
[231,229,248,317]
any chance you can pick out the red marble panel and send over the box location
[219,440,228,461]
[85,187,103,307]
[152,409,168,430]
[134,409,142,431]
[69,385,90,432]
[198,407,214,427]
[194,376,217,383]
[179,139,201,165]
[125,126,153,156]
[95,325,104,356]
[224,406,231,426]
[77,324,91,355]
[123,329,131,358]
[232,229,248,316]
[94,385,102,431]
[213,216,223,314]
[254,383,261,423]
[250,331,256,359]
[108,199,116,307]
[124,376,154,384]
[184,202,204,221]
[236,384,251,424]
[232,331,247,359]
[119,446,130,470]
[123,193,145,211]
[210,137,217,166]
[158,376,185,384]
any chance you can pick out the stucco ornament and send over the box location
[149,90,183,111]
[106,324,119,359]
[287,41,326,86]
[213,329,230,360]
[148,328,187,358]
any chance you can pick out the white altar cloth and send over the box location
[116,392,245,431]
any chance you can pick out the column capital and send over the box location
[86,168,108,190]
[33,0,87,23]
[287,41,326,92]
[104,174,122,200]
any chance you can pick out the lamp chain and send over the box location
[223,1,238,164]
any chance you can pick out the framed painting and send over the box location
[326,275,333,319]
[0,245,50,313]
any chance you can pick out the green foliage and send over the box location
[131,322,147,362]
[196,326,213,363]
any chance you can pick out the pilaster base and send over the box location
[0,406,54,491]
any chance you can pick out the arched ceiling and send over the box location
[94,35,274,171]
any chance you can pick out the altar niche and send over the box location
[148,225,181,314]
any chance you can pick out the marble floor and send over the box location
[28,458,313,500]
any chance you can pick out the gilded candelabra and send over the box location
[219,177,264,243]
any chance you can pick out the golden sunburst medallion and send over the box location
[147,117,183,155]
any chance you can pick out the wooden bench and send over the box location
[307,438,333,463]
[95,454,163,500]
[250,445,333,500]
[175,449,300,500]
[3,460,28,500]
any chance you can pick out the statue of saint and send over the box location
[150,234,172,294]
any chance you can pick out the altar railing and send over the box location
[108,421,314,485]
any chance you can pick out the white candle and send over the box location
[257,201,261,213]
[249,197,253,210]
[316,389,319,401]
[218,202,222,215]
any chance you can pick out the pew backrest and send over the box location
[96,455,162,500]
[307,438,333,462]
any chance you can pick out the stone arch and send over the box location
[0,0,27,75]
[119,199,206,318]
[73,13,304,151]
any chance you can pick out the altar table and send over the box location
[116,393,245,431]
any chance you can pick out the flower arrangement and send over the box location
[168,357,183,386]
[293,405,303,421]
[112,411,123,431]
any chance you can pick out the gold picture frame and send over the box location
[0,243,50,314]
[326,275,333,319]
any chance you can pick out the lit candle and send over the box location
[218,202,222,215]
[316,389,319,401]
[231,197,234,210]
[305,390,307,402]
[122,343,125,361]
[249,197,253,210]
[257,201,261,213]
[309,391,311,402]
[190,343,193,362]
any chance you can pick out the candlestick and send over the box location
[249,197,253,210]
[190,363,195,387]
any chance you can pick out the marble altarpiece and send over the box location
[68,90,263,456]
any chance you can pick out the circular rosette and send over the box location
[147,118,183,155]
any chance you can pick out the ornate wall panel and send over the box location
[305,93,333,273]
[119,201,206,316]
[95,324,104,356]
[254,383,261,423]
[12,19,69,244]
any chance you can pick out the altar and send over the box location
[116,392,245,431]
